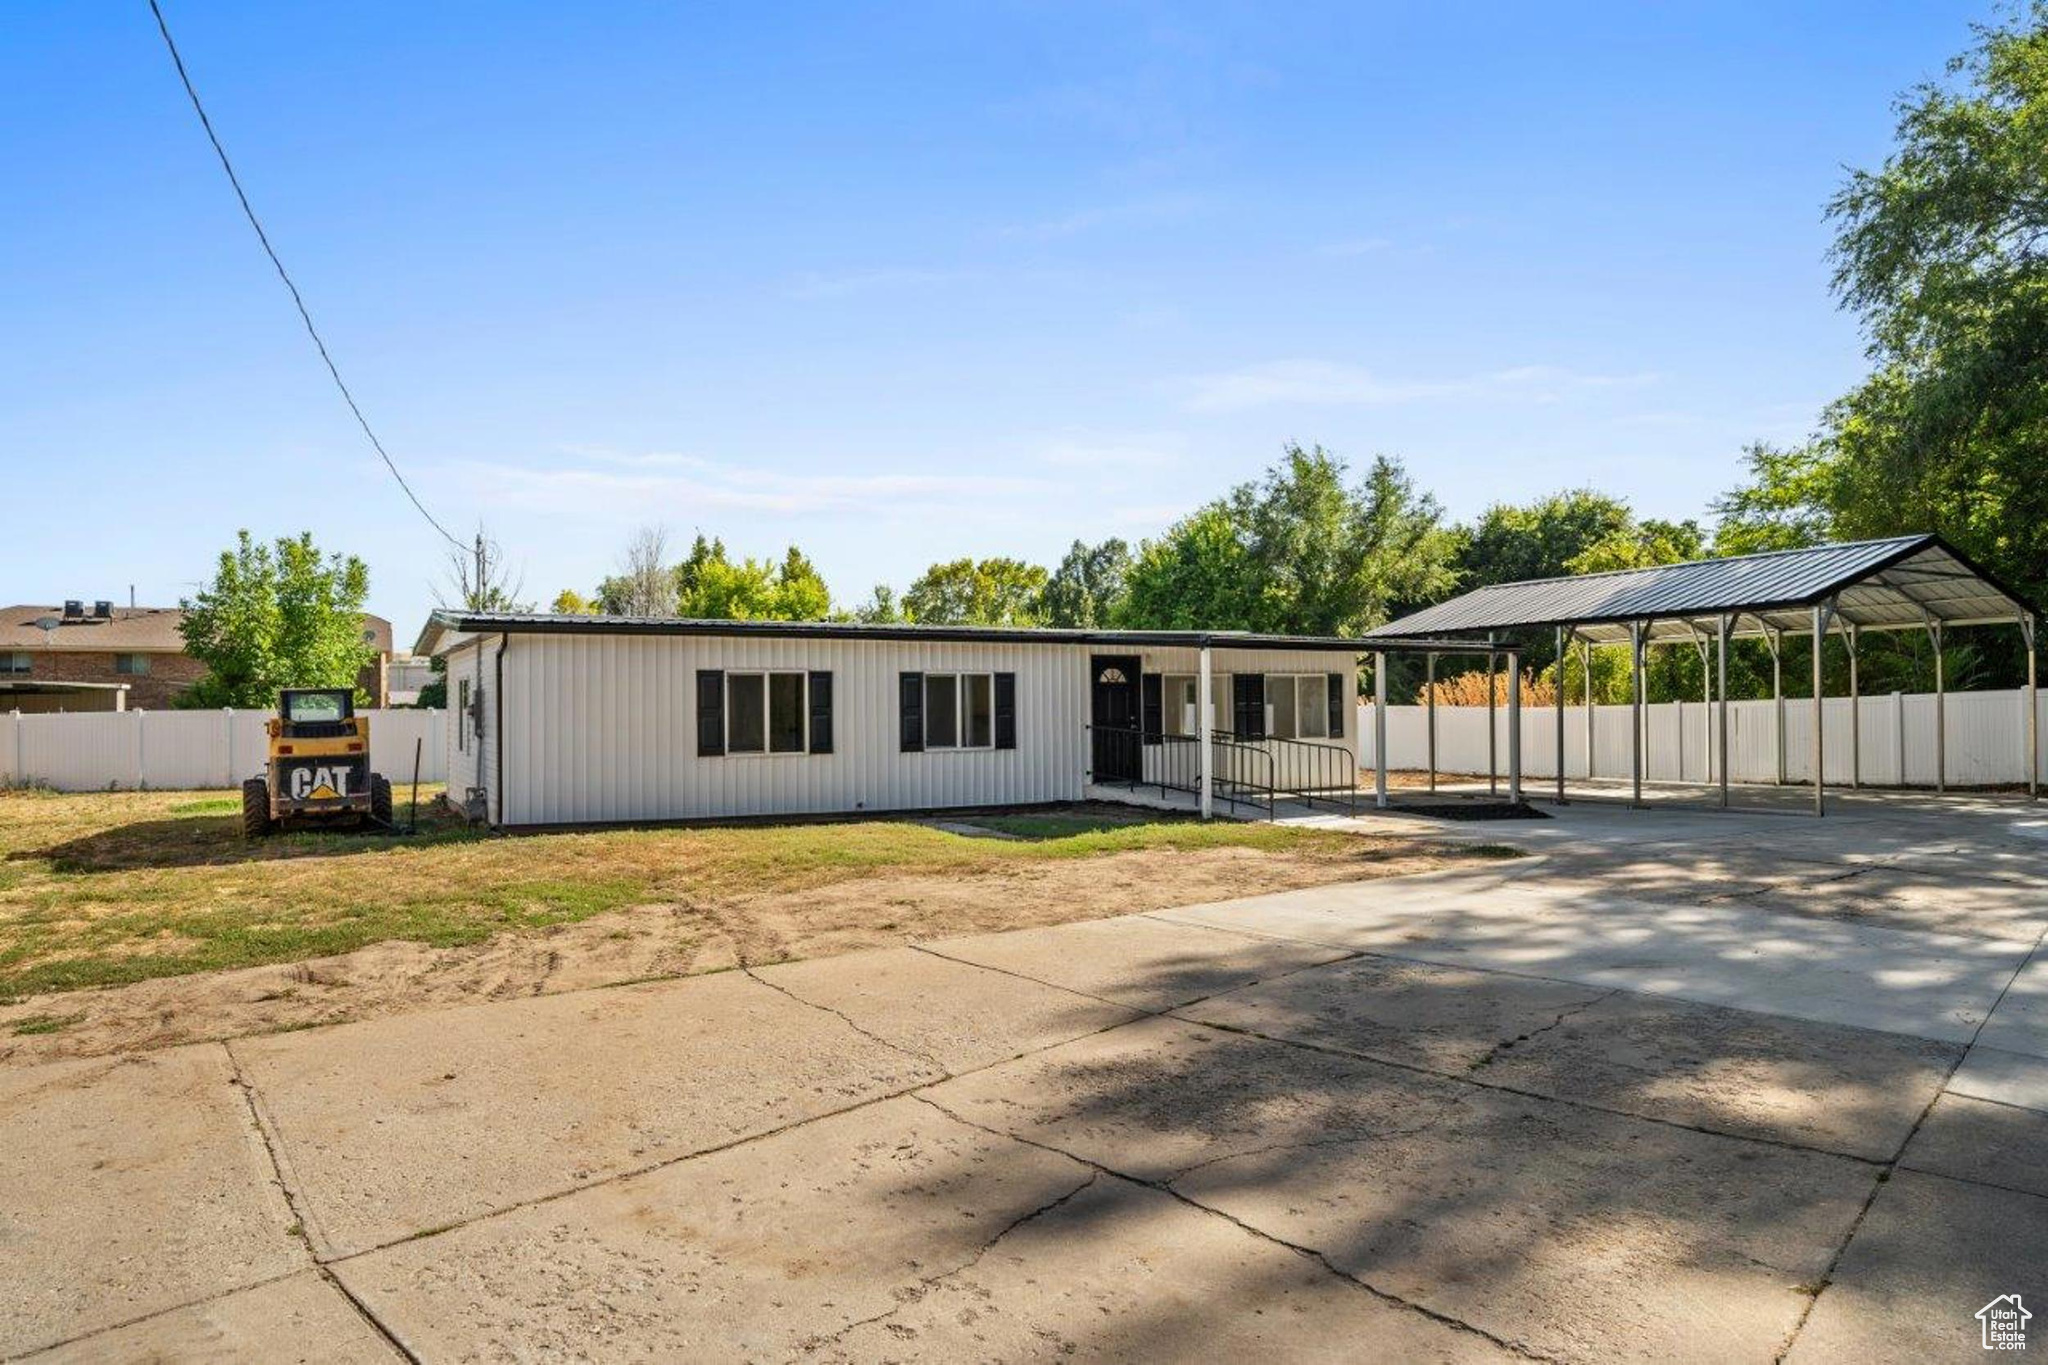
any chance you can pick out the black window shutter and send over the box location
[1327,673,1346,737]
[993,672,1017,750]
[696,670,725,756]
[1140,673,1162,745]
[899,672,925,752]
[1233,674,1266,739]
[808,671,834,754]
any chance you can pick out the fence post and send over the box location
[132,709,146,791]
[223,708,235,788]
[8,709,19,788]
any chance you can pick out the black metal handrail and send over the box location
[1263,734,1362,814]
[1087,724,1277,817]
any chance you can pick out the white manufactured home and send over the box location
[415,612,1382,827]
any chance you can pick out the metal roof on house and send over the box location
[1365,534,2036,645]
[415,610,1495,658]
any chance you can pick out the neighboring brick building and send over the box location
[0,600,393,713]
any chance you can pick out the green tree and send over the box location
[1120,505,1260,629]
[550,588,599,614]
[1458,489,1635,587]
[1716,7,2048,684]
[1037,539,1131,627]
[1122,445,1457,634]
[1565,517,1706,574]
[902,557,1048,625]
[178,531,375,708]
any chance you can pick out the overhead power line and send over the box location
[146,0,466,553]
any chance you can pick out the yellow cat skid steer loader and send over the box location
[242,688,393,837]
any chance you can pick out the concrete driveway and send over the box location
[3,792,2045,1362]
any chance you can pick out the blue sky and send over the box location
[0,2,1988,641]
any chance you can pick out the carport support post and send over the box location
[1768,627,1785,785]
[1486,637,1499,796]
[1847,622,1861,790]
[1629,621,1645,809]
[1373,650,1389,809]
[1554,628,1567,804]
[2025,612,2039,799]
[1583,638,1595,781]
[1716,614,1730,809]
[1930,618,1947,793]
[1197,645,1213,820]
[1507,649,1523,804]
[1811,601,1831,817]
[1425,653,1437,793]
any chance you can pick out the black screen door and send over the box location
[1091,654,1142,781]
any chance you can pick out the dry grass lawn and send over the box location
[0,786,1511,1059]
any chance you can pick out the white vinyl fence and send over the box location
[1360,688,2044,788]
[1,708,447,791]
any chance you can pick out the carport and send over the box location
[1365,534,2040,814]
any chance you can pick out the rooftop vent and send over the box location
[62,600,83,621]
[93,600,112,619]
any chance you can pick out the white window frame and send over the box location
[1161,671,1232,737]
[726,670,809,757]
[113,652,151,676]
[0,652,28,676]
[1267,674,1332,741]
[457,677,471,753]
[925,671,995,751]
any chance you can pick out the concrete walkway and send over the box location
[3,793,2044,1362]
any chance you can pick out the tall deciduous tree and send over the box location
[1457,490,1635,587]
[1121,444,1457,635]
[902,557,1048,625]
[1715,5,2048,688]
[178,531,375,707]
[1037,539,1131,627]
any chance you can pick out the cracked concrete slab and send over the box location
[1480,991,1960,1159]
[929,1017,1876,1364]
[1786,1170,2048,1363]
[234,970,939,1258]
[20,1271,401,1364]
[753,945,1142,1074]
[926,914,1356,1012]
[808,1173,1516,1363]
[333,1096,1090,1362]
[1900,1093,2048,1199]
[1975,953,2048,1061]
[1944,1044,2048,1113]
[1157,888,2028,1044]
[0,1046,308,1359]
[1175,953,1614,1074]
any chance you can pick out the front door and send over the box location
[1091,654,1142,782]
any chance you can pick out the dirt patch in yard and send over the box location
[0,834,1488,1063]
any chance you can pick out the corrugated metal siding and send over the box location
[498,634,1089,825]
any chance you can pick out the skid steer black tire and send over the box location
[369,774,394,829]
[241,777,273,839]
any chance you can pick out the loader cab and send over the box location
[276,688,357,739]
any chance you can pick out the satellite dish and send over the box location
[34,615,58,635]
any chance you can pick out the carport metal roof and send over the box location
[1365,534,2036,644]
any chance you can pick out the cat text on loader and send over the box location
[242,688,393,837]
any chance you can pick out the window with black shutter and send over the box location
[1140,673,1162,745]
[696,670,725,756]
[1232,673,1266,739]
[899,672,924,752]
[808,671,834,754]
[993,672,1016,749]
[1327,673,1346,738]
